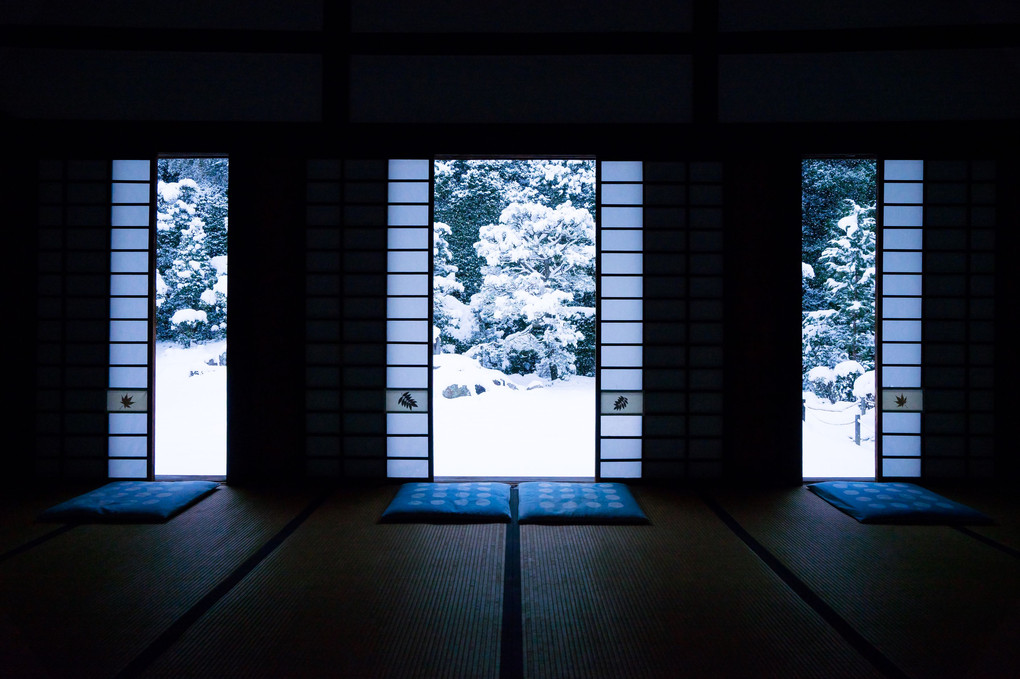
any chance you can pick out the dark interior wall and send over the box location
[5,3,1017,484]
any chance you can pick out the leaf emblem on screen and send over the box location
[895,394,908,408]
[614,395,629,411]
[120,394,135,409]
[398,391,418,410]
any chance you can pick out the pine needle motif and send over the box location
[614,395,629,411]
[398,391,418,411]
[895,394,908,408]
[120,394,135,409]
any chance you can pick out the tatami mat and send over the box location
[0,485,318,679]
[141,485,506,679]
[711,486,1020,679]
[520,487,886,679]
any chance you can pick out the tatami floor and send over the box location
[1,481,1017,678]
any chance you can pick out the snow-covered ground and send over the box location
[433,353,595,478]
[154,339,227,476]
[802,392,875,478]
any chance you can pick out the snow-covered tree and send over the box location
[155,161,228,346]
[468,201,595,380]
[433,221,475,353]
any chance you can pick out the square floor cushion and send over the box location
[381,482,512,523]
[38,480,220,523]
[807,481,992,524]
[517,481,649,525]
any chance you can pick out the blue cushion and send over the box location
[381,482,512,523]
[517,481,649,525]
[38,480,219,523]
[807,481,992,524]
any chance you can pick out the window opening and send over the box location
[431,159,597,478]
[153,157,228,477]
[801,158,878,479]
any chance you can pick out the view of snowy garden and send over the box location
[154,158,228,476]
[802,159,877,478]
[432,160,596,478]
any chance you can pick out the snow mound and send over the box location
[434,353,522,398]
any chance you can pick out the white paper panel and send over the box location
[601,229,643,251]
[601,345,642,367]
[386,413,429,435]
[600,438,642,459]
[600,460,641,478]
[600,416,642,436]
[601,369,642,390]
[110,297,149,319]
[881,343,921,364]
[110,251,149,273]
[112,160,151,181]
[882,251,922,273]
[108,367,148,388]
[600,322,643,344]
[386,320,429,342]
[109,436,147,457]
[112,182,151,203]
[387,436,429,457]
[387,274,429,296]
[600,275,642,297]
[882,458,920,477]
[387,227,429,250]
[882,412,921,434]
[109,412,148,434]
[601,299,642,321]
[387,459,429,478]
[600,161,642,182]
[111,205,150,227]
[110,343,148,365]
[882,320,921,342]
[882,275,922,296]
[111,228,150,249]
[601,253,643,274]
[387,343,429,364]
[388,159,429,180]
[600,207,643,228]
[881,367,921,388]
[387,204,429,226]
[109,458,148,478]
[601,183,643,205]
[109,320,148,342]
[388,181,430,203]
[883,160,923,181]
[882,206,923,227]
[386,366,428,388]
[387,296,429,319]
[882,297,921,318]
[882,435,921,456]
[883,182,923,204]
[882,228,922,250]
[111,274,149,296]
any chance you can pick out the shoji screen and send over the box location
[598,162,644,479]
[36,160,111,478]
[305,159,389,479]
[385,159,431,479]
[922,161,996,479]
[108,160,153,479]
[879,160,924,478]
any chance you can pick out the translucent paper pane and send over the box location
[386,367,428,388]
[110,297,149,319]
[111,228,149,250]
[109,367,147,388]
[109,435,147,457]
[388,160,429,180]
[884,160,923,181]
[601,183,643,205]
[600,416,642,436]
[110,251,149,273]
[883,252,922,273]
[601,369,642,390]
[109,412,147,434]
[882,458,920,477]
[109,458,147,478]
[387,436,429,457]
[600,322,643,344]
[111,205,150,227]
[882,229,922,250]
[387,204,429,226]
[386,413,429,435]
[882,343,921,364]
[601,229,643,251]
[601,276,642,297]
[387,274,429,295]
[601,299,642,321]
[881,366,921,388]
[882,275,922,296]
[600,438,641,459]
[883,182,923,204]
[883,206,923,227]
[387,343,429,365]
[882,412,921,434]
[387,227,429,250]
[386,320,428,342]
[601,253,643,274]
[387,458,429,477]
[882,297,921,318]
[600,460,641,478]
[110,343,148,365]
[388,181,429,203]
[111,274,149,296]
[387,251,429,272]
[600,207,643,228]
[110,320,148,342]
[882,435,921,456]
[601,161,643,182]
[111,182,150,203]
[601,345,642,367]
[112,160,150,181]
[387,297,429,319]
[882,321,921,342]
